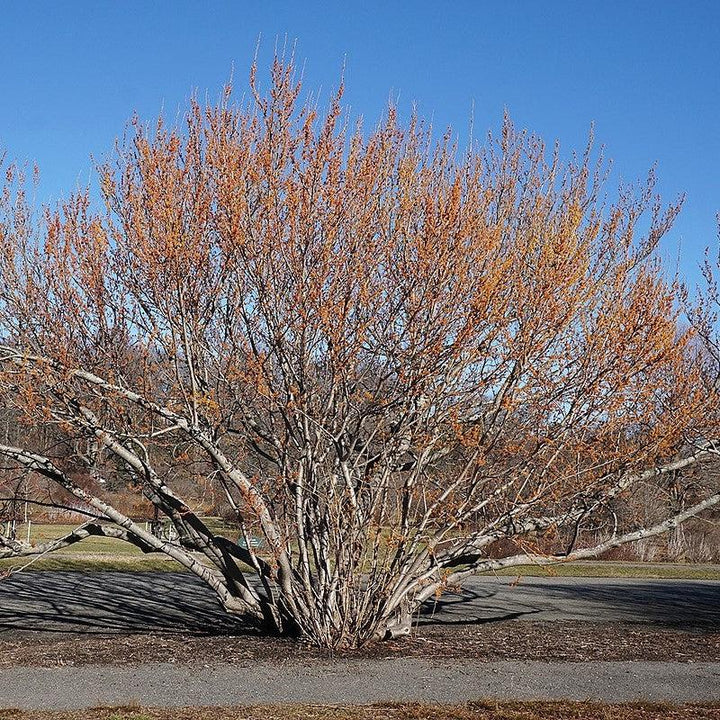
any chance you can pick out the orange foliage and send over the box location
[0,56,718,648]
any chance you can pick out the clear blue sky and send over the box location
[1,1,718,284]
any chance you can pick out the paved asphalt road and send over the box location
[1,660,719,709]
[0,572,717,709]
[0,571,717,635]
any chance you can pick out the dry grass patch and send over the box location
[1,702,720,720]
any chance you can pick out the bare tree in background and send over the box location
[0,58,718,648]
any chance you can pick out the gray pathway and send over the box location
[419,575,720,629]
[0,659,719,709]
[0,572,718,635]
[0,572,718,709]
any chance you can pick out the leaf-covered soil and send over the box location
[1,620,718,668]
[1,700,720,720]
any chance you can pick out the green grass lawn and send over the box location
[0,521,238,573]
[489,560,720,580]
[2,523,719,579]
[0,522,173,573]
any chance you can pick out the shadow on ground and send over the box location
[418,585,544,626]
[417,578,720,631]
[0,572,253,636]
[0,572,717,637]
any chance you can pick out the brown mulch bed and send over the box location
[1,701,720,720]
[1,620,718,668]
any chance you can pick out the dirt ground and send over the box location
[1,619,718,668]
